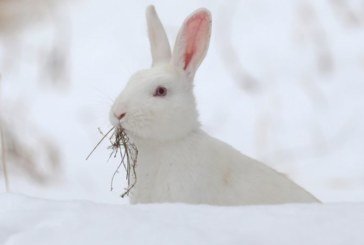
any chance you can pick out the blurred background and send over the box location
[0,0,363,204]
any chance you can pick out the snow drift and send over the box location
[1,194,363,245]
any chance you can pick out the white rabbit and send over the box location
[109,5,319,205]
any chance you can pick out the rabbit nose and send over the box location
[115,112,126,120]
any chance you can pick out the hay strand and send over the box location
[86,127,115,160]
[86,126,138,198]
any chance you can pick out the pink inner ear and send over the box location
[183,12,209,70]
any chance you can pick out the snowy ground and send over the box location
[1,194,364,245]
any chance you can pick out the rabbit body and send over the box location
[110,6,319,205]
[129,129,318,205]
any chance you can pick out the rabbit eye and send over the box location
[153,86,167,97]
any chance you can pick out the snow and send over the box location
[1,194,364,245]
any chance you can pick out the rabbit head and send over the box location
[110,6,211,141]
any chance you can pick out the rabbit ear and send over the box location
[146,5,172,65]
[172,9,211,79]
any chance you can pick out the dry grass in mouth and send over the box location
[86,126,138,198]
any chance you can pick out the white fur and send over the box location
[109,6,319,205]
[146,6,171,65]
